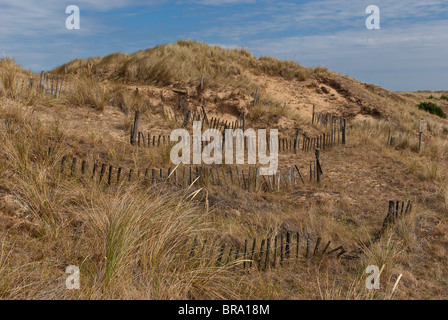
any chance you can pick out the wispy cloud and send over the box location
[0,0,446,90]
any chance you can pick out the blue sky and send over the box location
[1,0,447,91]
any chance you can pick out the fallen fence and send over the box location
[344,200,414,259]
[56,151,314,193]
[189,231,346,272]
[374,200,413,242]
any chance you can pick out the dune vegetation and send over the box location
[1,41,448,299]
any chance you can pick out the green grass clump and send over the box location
[418,102,446,119]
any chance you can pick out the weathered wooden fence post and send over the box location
[312,105,315,124]
[201,105,209,126]
[294,130,300,153]
[39,71,45,93]
[315,148,322,184]
[419,131,423,153]
[264,238,270,270]
[418,120,425,153]
[131,110,140,145]
[243,112,246,132]
[385,200,396,227]
[182,110,191,128]
[70,157,77,176]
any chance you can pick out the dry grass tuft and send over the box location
[64,75,110,110]
[109,85,149,114]
[52,40,328,91]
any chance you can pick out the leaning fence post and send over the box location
[381,200,396,231]
[312,105,315,124]
[99,164,106,182]
[70,157,77,176]
[249,238,257,269]
[131,110,140,145]
[322,241,331,255]
[294,165,305,185]
[254,88,259,106]
[201,105,209,126]
[388,200,396,219]
[306,234,311,259]
[294,130,300,153]
[418,120,423,153]
[92,163,97,180]
[243,112,246,132]
[258,240,265,270]
[315,148,322,184]
[313,237,321,256]
[60,155,67,174]
[81,160,86,175]
[216,243,226,266]
[264,238,271,270]
[40,71,45,93]
[182,110,191,128]
[226,245,234,265]
[107,165,113,185]
[243,240,248,270]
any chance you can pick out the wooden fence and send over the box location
[56,151,317,192]
[345,200,414,259]
[308,149,324,184]
[182,109,245,131]
[300,126,344,152]
[311,106,347,146]
[190,231,346,272]
[373,200,413,242]
[14,72,72,98]
[131,110,346,155]
[312,106,345,128]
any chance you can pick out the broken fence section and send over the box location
[189,231,346,272]
[56,152,313,192]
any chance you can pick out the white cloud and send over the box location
[246,20,448,90]
[0,0,446,90]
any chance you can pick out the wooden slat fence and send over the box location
[189,231,346,272]
[56,152,312,192]
[14,72,72,98]
[344,200,414,260]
